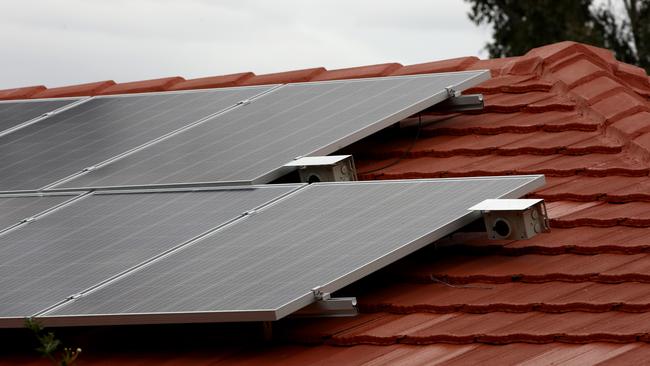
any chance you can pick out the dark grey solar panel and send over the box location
[0,185,299,323]
[42,176,543,326]
[0,98,79,135]
[0,193,78,232]
[0,86,274,191]
[57,71,489,189]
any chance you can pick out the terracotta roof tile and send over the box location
[465,74,553,94]
[591,91,649,122]
[615,61,650,90]
[609,111,650,139]
[389,57,479,75]
[310,63,402,81]
[501,55,543,75]
[553,202,650,228]
[29,80,115,98]
[165,72,254,91]
[237,67,326,86]
[0,85,46,100]
[570,75,623,103]
[553,57,608,88]
[95,76,185,95]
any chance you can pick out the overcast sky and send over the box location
[0,0,490,89]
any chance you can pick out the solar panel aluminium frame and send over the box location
[38,175,545,327]
[44,70,491,192]
[0,97,90,139]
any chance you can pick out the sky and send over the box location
[0,0,491,89]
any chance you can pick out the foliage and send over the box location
[465,0,650,72]
[24,318,82,366]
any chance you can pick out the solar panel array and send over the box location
[41,177,543,326]
[0,70,542,328]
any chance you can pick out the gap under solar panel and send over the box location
[56,71,490,190]
[0,184,300,325]
[0,193,80,233]
[42,175,543,326]
[0,86,275,192]
[0,98,79,135]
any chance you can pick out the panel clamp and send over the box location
[289,287,358,318]
[445,86,461,98]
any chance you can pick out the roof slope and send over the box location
[5,41,650,364]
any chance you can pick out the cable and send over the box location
[357,113,423,175]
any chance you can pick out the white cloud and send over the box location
[0,0,490,88]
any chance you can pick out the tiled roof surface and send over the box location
[5,41,650,364]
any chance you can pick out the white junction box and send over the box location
[284,155,357,183]
[468,198,550,240]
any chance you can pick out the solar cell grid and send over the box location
[0,86,274,191]
[56,71,490,189]
[0,185,300,323]
[0,98,79,135]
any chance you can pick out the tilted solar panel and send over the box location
[39,176,543,327]
[0,98,80,136]
[55,71,490,190]
[0,86,275,191]
[0,193,80,233]
[0,185,300,326]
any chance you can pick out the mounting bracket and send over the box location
[425,94,484,113]
[289,287,358,318]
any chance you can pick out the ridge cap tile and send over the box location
[95,76,185,95]
[29,80,116,98]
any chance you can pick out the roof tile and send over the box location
[553,202,650,228]
[29,80,115,98]
[389,57,479,75]
[615,61,650,90]
[237,67,326,86]
[165,72,254,91]
[570,76,623,104]
[95,76,185,95]
[591,91,649,122]
[0,85,46,100]
[553,58,609,88]
[502,55,543,75]
[609,111,650,139]
[310,63,402,81]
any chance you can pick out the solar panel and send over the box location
[0,98,80,136]
[40,176,543,326]
[0,193,80,233]
[0,185,300,325]
[54,71,489,190]
[0,86,275,192]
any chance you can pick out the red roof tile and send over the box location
[310,63,402,81]
[95,76,185,95]
[3,40,650,364]
[29,80,115,98]
[0,85,45,100]
[389,57,478,75]
[165,72,254,91]
[237,67,326,86]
